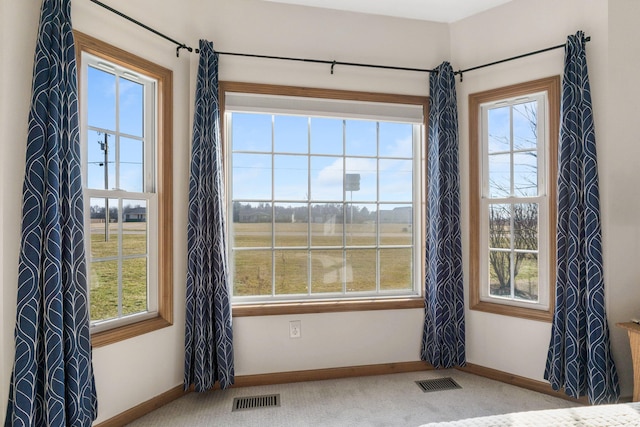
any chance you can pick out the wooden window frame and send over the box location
[75,31,173,346]
[221,82,428,317]
[469,76,560,322]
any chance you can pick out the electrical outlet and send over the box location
[289,320,301,339]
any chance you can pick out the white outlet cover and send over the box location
[289,320,301,338]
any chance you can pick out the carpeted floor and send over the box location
[126,369,580,426]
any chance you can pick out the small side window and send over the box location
[469,77,560,322]
[75,31,173,346]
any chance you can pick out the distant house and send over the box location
[379,206,412,224]
[124,207,146,222]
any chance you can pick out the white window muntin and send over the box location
[79,52,159,332]
[226,96,423,303]
[479,92,550,310]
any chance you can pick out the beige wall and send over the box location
[451,0,637,397]
[2,0,639,424]
[1,0,41,420]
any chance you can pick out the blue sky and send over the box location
[487,101,538,198]
[86,65,145,196]
[231,112,414,207]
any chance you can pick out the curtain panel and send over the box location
[421,62,466,369]
[184,40,235,392]
[5,0,97,425]
[544,30,619,405]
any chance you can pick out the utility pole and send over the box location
[99,133,110,241]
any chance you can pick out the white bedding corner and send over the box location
[418,402,640,427]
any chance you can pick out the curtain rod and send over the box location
[453,36,591,81]
[215,51,435,74]
[88,0,197,57]
[88,0,589,80]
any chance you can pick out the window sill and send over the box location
[91,315,173,348]
[470,299,552,323]
[232,297,424,317]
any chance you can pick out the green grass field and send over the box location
[89,222,148,321]
[232,222,413,297]
[88,220,540,320]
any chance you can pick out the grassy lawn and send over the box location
[89,222,148,321]
[232,222,413,297]
[89,220,541,316]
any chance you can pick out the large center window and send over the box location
[223,84,426,305]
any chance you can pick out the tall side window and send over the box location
[469,77,559,322]
[75,32,173,346]
[222,83,427,314]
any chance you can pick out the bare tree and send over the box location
[487,101,539,299]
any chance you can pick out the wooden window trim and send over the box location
[75,31,173,347]
[468,76,560,323]
[221,82,428,315]
[232,297,425,317]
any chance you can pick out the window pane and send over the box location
[311,250,344,293]
[274,203,308,247]
[380,248,412,291]
[311,204,343,247]
[346,249,376,292]
[234,250,272,296]
[275,115,308,153]
[310,156,342,201]
[89,197,119,259]
[88,66,116,131]
[489,204,510,250]
[489,250,511,298]
[346,203,376,246]
[120,137,144,192]
[513,101,537,151]
[379,159,412,202]
[311,117,342,155]
[122,200,147,256]
[488,153,510,198]
[275,250,308,295]
[513,203,538,250]
[487,106,510,153]
[380,122,412,158]
[232,153,272,200]
[89,260,118,322]
[345,120,376,156]
[87,130,116,190]
[380,205,412,246]
[513,151,537,196]
[514,252,538,302]
[122,257,147,316]
[232,202,272,247]
[232,113,272,152]
[119,78,144,137]
[345,157,376,201]
[274,155,308,200]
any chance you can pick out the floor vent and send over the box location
[415,377,461,393]
[232,394,281,412]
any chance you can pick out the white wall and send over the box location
[188,0,450,384]
[1,0,41,422]
[451,0,637,397]
[3,0,640,424]
[1,0,449,423]
[71,0,193,423]
[605,0,640,398]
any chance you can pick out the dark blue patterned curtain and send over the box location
[421,62,465,368]
[5,0,97,425]
[184,40,234,392]
[544,31,619,404]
